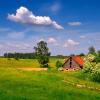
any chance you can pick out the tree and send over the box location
[34,41,50,67]
[79,53,85,56]
[88,46,96,54]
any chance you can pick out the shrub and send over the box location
[40,63,49,68]
[94,55,100,63]
[83,62,92,73]
[83,54,96,73]
[91,63,100,82]
[8,58,11,60]
[56,60,63,69]
[14,57,19,61]
[84,54,95,62]
[82,54,100,82]
[83,61,96,73]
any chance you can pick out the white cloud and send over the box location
[68,22,82,26]
[47,37,59,46]
[8,6,63,29]
[47,37,57,43]
[63,39,79,47]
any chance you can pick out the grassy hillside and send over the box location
[0,58,100,100]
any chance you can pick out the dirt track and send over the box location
[17,68,48,71]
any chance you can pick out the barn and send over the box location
[63,56,84,70]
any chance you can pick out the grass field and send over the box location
[0,58,100,100]
[0,58,64,68]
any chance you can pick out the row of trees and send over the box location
[4,53,36,59]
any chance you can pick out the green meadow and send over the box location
[0,58,100,100]
[0,58,63,68]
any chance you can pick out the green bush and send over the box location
[56,60,62,69]
[83,62,92,73]
[91,63,100,82]
[82,54,100,82]
[83,61,96,73]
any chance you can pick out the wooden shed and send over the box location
[63,56,84,70]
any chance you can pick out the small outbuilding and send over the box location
[63,56,84,70]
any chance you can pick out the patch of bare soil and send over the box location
[17,68,48,71]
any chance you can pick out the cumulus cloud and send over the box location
[68,22,82,26]
[8,6,63,29]
[63,39,79,47]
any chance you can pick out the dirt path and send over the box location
[17,68,48,71]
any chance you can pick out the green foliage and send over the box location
[88,46,96,54]
[84,54,95,62]
[34,41,50,67]
[91,63,100,82]
[56,60,63,69]
[83,54,96,73]
[83,54,100,82]
[79,53,85,56]
[94,50,100,63]
[14,57,19,61]
[83,61,93,73]
[95,55,100,63]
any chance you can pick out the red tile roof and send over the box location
[72,56,84,66]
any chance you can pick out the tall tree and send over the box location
[34,41,50,67]
[88,46,96,54]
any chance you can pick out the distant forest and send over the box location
[3,53,36,59]
[3,52,84,59]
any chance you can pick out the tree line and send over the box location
[4,53,36,59]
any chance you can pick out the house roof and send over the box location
[64,56,84,66]
[72,56,84,66]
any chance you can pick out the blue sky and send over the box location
[0,0,100,55]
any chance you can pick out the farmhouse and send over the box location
[63,56,84,70]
